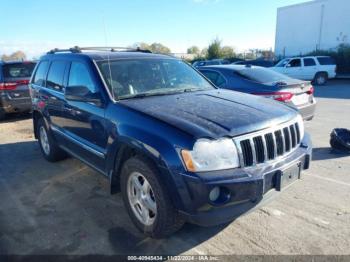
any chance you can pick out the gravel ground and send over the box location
[0,80,349,255]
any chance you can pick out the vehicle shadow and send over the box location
[108,223,229,255]
[0,140,230,255]
[312,147,349,161]
[0,112,32,123]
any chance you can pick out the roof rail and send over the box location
[47,46,152,54]
[47,46,81,54]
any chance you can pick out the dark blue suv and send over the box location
[30,47,312,238]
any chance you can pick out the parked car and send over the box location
[30,47,312,238]
[271,56,336,85]
[232,59,274,68]
[0,61,36,119]
[198,65,316,121]
[192,59,229,68]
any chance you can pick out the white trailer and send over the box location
[275,0,350,57]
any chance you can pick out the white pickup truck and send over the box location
[271,56,337,85]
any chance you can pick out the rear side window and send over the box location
[234,67,291,83]
[201,70,226,87]
[46,61,68,92]
[68,62,95,92]
[32,61,49,86]
[303,58,316,66]
[2,62,36,79]
[317,57,336,65]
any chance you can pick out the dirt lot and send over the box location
[0,80,349,255]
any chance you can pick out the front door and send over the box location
[284,58,303,80]
[62,61,108,172]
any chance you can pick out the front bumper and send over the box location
[179,133,312,226]
[0,91,31,113]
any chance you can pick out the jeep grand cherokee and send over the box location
[30,47,312,238]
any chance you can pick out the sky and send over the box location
[0,0,308,58]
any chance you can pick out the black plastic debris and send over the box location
[330,128,350,153]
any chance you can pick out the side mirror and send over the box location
[65,85,102,106]
[286,64,291,68]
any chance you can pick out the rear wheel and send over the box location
[120,156,184,238]
[37,118,67,162]
[314,72,328,85]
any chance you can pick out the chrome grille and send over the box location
[234,120,302,167]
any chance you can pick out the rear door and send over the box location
[62,61,107,172]
[302,58,318,80]
[44,60,69,130]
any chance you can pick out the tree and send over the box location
[1,50,27,61]
[132,42,171,54]
[132,42,151,51]
[207,38,222,60]
[149,43,171,54]
[200,47,208,58]
[221,46,235,58]
[187,46,200,55]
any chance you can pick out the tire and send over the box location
[313,72,328,86]
[120,156,185,238]
[37,118,67,162]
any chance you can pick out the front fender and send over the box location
[106,124,192,211]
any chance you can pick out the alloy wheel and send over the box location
[127,172,157,226]
[39,126,50,155]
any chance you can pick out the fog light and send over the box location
[209,186,220,202]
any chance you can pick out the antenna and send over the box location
[102,15,115,100]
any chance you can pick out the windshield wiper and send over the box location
[118,91,178,100]
[118,88,210,100]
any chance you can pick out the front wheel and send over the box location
[120,156,185,238]
[314,72,328,85]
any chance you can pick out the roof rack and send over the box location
[47,46,152,54]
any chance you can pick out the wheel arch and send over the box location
[107,136,187,211]
[314,71,329,78]
[32,110,43,139]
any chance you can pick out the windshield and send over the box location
[275,59,290,67]
[235,67,292,84]
[97,58,214,99]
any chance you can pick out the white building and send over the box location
[275,0,350,57]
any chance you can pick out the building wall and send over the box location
[275,0,350,57]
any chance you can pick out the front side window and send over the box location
[68,62,95,92]
[32,61,49,86]
[275,59,290,67]
[201,70,226,87]
[303,58,316,66]
[46,61,67,92]
[288,59,301,68]
[97,59,213,99]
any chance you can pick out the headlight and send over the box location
[181,138,240,172]
[296,114,305,140]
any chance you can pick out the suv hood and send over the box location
[120,89,298,139]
